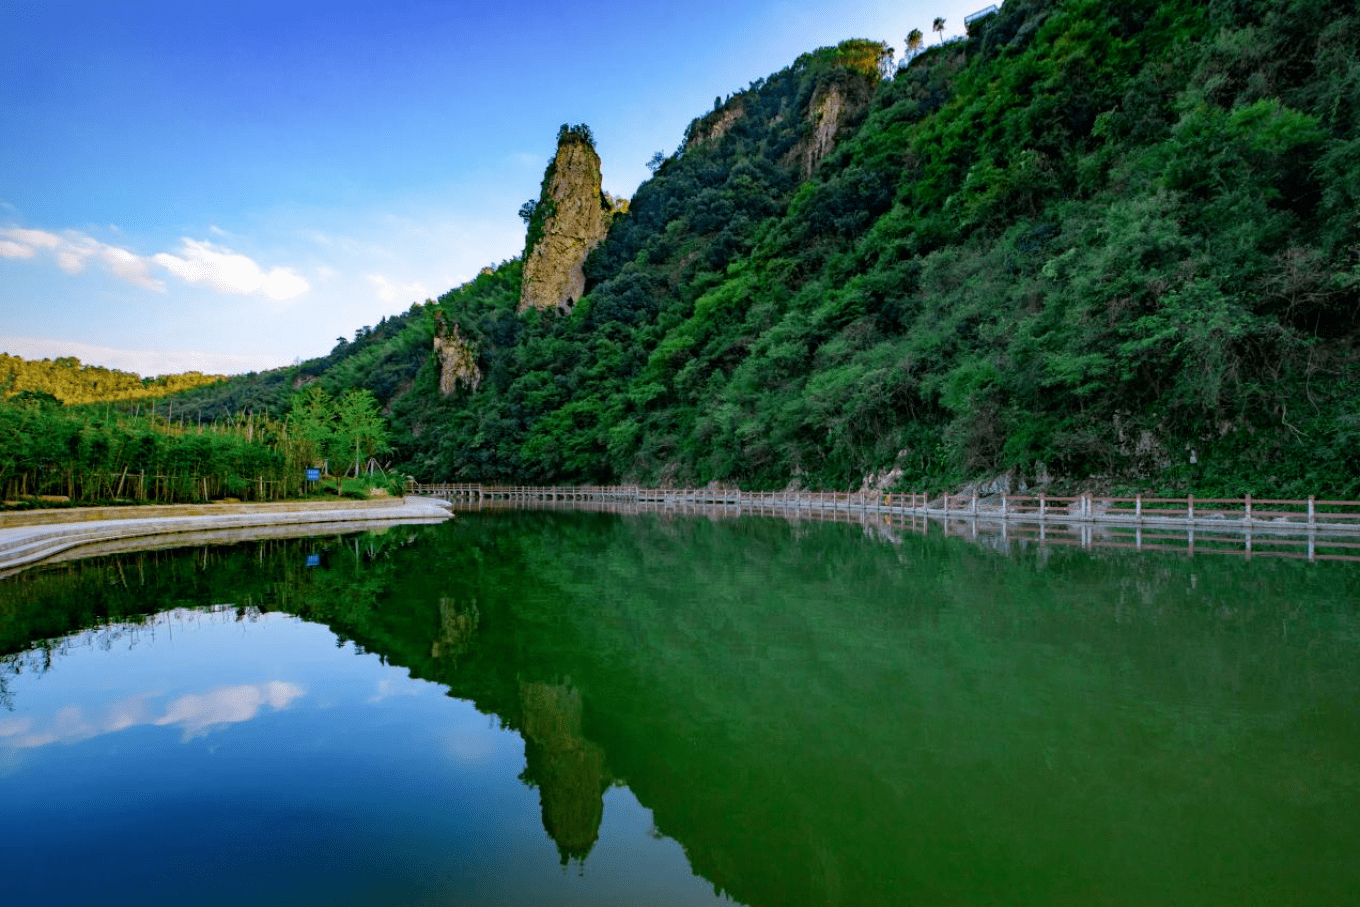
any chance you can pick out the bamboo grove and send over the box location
[0,386,390,506]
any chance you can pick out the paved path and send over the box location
[0,497,453,576]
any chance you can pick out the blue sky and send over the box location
[1,0,985,376]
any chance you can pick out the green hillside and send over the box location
[173,0,1360,496]
[0,353,223,405]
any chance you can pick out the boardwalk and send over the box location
[408,483,1360,530]
[407,483,1360,563]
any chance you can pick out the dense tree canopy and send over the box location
[151,3,1360,497]
[0,353,223,405]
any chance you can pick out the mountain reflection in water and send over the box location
[2,509,1358,906]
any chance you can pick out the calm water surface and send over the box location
[1,510,1357,905]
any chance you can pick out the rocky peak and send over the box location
[519,125,611,313]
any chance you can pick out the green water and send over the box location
[2,510,1358,905]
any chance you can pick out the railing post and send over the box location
[1187,494,1194,523]
[1308,496,1315,527]
[1244,493,1251,525]
[1001,494,1008,518]
[971,493,977,515]
[1039,494,1046,520]
[1135,494,1142,523]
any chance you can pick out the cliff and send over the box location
[519,127,610,312]
[431,311,481,396]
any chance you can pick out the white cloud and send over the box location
[1,227,61,249]
[0,334,286,376]
[368,273,429,305]
[6,228,161,289]
[0,227,159,289]
[102,244,165,291]
[55,243,94,274]
[152,238,310,301]
[2,225,309,301]
[263,266,310,300]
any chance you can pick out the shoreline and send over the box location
[0,497,454,577]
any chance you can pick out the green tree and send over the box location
[334,389,390,478]
[906,28,924,59]
[933,17,945,44]
[289,385,335,471]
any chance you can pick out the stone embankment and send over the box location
[0,497,453,576]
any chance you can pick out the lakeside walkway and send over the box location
[409,483,1360,563]
[0,497,453,576]
[409,483,1360,532]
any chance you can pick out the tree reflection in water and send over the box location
[2,510,1359,906]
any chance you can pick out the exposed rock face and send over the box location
[686,100,746,150]
[780,81,865,177]
[520,133,610,312]
[802,83,847,174]
[432,311,481,396]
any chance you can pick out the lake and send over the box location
[2,509,1357,905]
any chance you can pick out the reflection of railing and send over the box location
[430,494,1360,564]
[407,483,1360,530]
[405,483,1360,563]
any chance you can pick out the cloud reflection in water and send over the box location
[0,681,306,749]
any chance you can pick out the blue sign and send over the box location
[306,468,321,482]
[305,554,320,568]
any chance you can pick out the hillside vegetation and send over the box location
[0,353,223,405]
[173,0,1360,496]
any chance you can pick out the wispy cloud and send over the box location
[3,227,61,249]
[153,239,309,301]
[0,681,306,749]
[0,226,165,291]
[102,243,164,291]
[0,226,308,300]
[155,681,305,739]
[367,273,429,305]
[0,239,35,259]
[367,677,427,704]
[0,334,286,377]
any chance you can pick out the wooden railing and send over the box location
[406,483,1360,532]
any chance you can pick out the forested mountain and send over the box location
[171,0,1360,496]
